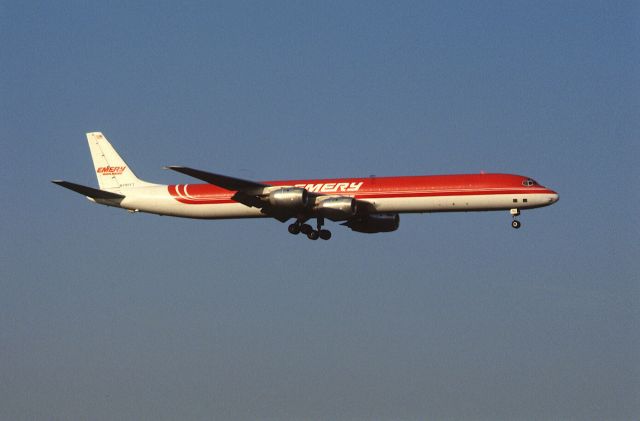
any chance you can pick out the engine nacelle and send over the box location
[268,187,309,208]
[343,213,399,233]
[314,197,357,221]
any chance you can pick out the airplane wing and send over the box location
[165,166,293,221]
[165,166,373,225]
[51,180,125,200]
[164,166,268,194]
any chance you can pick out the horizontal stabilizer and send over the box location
[51,180,125,199]
[165,166,269,193]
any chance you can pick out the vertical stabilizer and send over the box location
[87,132,152,190]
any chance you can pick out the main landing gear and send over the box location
[510,208,522,229]
[288,217,332,240]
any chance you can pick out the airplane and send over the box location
[52,132,559,240]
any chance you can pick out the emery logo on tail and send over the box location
[97,166,126,175]
[294,181,364,193]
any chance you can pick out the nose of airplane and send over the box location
[548,190,559,204]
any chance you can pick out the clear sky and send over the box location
[2,1,638,420]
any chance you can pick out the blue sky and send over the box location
[2,1,638,420]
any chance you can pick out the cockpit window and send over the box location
[522,178,537,187]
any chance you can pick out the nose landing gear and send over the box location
[510,208,522,229]
[288,217,332,240]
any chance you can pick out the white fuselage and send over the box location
[98,183,559,220]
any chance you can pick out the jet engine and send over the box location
[343,213,400,233]
[314,197,357,221]
[268,187,309,208]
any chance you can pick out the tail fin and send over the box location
[87,132,153,190]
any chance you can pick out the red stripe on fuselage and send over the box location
[167,173,556,205]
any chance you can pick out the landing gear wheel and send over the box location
[300,224,313,235]
[511,220,521,229]
[307,230,319,240]
[288,223,301,235]
[319,229,332,240]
